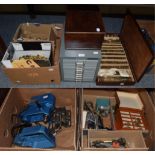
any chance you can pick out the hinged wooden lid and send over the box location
[120,15,153,81]
[65,6,105,34]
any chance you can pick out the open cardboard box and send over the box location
[81,89,155,150]
[84,130,147,151]
[0,88,77,150]
[1,24,63,85]
[12,23,54,43]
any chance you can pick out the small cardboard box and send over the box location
[1,24,63,84]
[87,130,148,151]
[12,23,55,45]
[0,88,77,150]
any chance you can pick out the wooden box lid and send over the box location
[120,15,153,81]
[65,6,105,34]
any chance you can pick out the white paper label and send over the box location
[78,54,85,57]
[12,43,23,51]
[93,51,99,54]
[82,111,87,128]
[119,70,130,77]
[41,43,51,50]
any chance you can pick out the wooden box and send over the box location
[96,15,153,85]
[65,6,105,49]
[115,91,149,131]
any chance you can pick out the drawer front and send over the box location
[62,59,98,82]
[62,59,76,81]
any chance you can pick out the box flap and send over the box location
[120,15,153,81]
[12,23,53,42]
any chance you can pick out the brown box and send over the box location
[65,6,105,49]
[115,91,149,131]
[1,24,63,85]
[96,15,153,85]
[0,88,77,150]
[87,130,148,151]
[12,23,54,43]
[81,89,155,150]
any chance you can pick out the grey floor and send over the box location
[0,14,154,88]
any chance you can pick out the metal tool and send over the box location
[84,101,112,130]
[12,93,72,149]
[96,98,110,117]
[19,93,55,123]
[90,138,127,148]
[84,101,104,129]
[13,125,56,148]
[48,107,71,134]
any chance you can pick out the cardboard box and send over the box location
[0,88,154,151]
[1,24,63,84]
[0,88,76,150]
[81,89,155,150]
[86,130,148,151]
[12,23,55,44]
[96,15,153,85]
